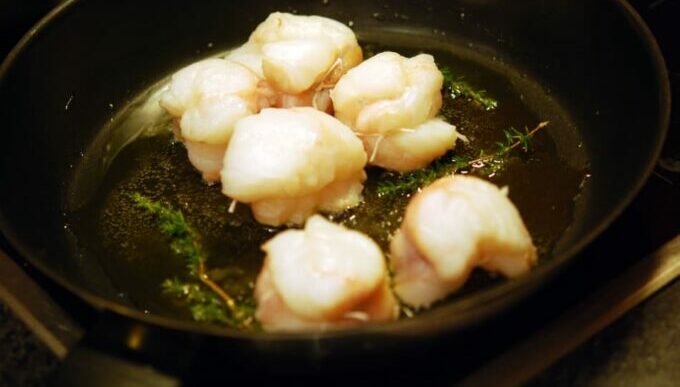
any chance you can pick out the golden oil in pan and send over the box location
[67,39,588,322]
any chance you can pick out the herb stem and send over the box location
[467,121,549,166]
[131,194,239,317]
[375,121,550,197]
[440,66,499,111]
[197,261,237,313]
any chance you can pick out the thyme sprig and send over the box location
[161,279,229,323]
[131,193,203,275]
[468,121,548,166]
[376,121,549,197]
[161,278,255,327]
[441,67,498,111]
[131,193,254,328]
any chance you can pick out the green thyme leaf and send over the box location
[133,195,256,330]
[375,122,548,198]
[440,66,499,111]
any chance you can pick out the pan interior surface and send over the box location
[0,0,668,338]
[65,30,588,324]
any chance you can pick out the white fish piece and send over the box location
[362,118,465,173]
[160,58,266,182]
[255,215,399,332]
[182,141,229,182]
[224,42,264,78]
[331,52,463,172]
[331,52,442,135]
[261,38,336,94]
[221,107,367,226]
[390,175,537,307]
[226,12,362,108]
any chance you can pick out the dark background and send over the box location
[0,0,62,57]
[0,0,678,385]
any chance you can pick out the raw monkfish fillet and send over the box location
[160,58,268,181]
[226,12,362,111]
[255,215,399,332]
[390,175,537,307]
[331,51,463,172]
[221,107,367,226]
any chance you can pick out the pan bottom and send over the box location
[65,31,589,326]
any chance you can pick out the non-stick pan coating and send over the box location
[0,0,669,342]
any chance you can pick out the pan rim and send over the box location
[0,0,671,341]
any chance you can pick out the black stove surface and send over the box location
[0,0,678,385]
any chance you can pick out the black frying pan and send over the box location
[0,0,670,381]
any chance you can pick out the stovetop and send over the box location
[0,0,678,385]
